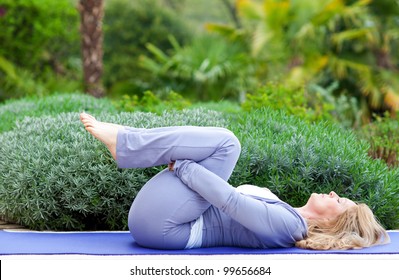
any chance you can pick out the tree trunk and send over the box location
[374,48,394,70]
[78,0,105,97]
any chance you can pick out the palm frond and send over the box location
[383,89,399,111]
[237,0,263,20]
[0,55,17,80]
[205,23,245,41]
[328,54,371,79]
[331,27,377,51]
[144,43,170,63]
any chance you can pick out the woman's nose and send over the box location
[329,191,337,198]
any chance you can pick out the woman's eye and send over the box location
[337,198,340,203]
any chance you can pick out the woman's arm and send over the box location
[173,160,305,243]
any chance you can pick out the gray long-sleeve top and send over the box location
[174,159,308,248]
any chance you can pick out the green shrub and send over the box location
[1,107,398,230]
[0,55,47,100]
[356,112,399,168]
[308,82,362,129]
[0,0,79,69]
[0,93,117,133]
[112,90,191,113]
[191,100,242,114]
[0,0,80,99]
[140,34,255,101]
[242,83,335,123]
[103,0,192,96]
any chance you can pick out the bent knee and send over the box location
[223,130,241,158]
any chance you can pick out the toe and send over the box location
[80,112,94,121]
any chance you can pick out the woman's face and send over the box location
[306,191,356,220]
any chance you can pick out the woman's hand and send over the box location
[168,161,175,171]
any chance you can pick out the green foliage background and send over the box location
[103,0,193,96]
[0,0,80,100]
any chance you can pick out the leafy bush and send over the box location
[0,0,79,69]
[112,90,191,113]
[0,93,117,133]
[191,100,242,114]
[0,0,80,99]
[356,112,399,168]
[0,56,46,100]
[103,0,192,96]
[308,82,362,129]
[241,83,335,123]
[140,34,255,101]
[1,107,398,230]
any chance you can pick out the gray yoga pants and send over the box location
[116,126,241,249]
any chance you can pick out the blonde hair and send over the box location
[296,203,390,250]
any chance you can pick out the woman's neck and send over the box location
[294,206,313,220]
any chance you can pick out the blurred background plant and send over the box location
[1,0,398,126]
[0,0,81,100]
[207,0,399,127]
[139,34,256,102]
[112,90,192,113]
[357,111,399,168]
[241,82,336,123]
[102,0,193,97]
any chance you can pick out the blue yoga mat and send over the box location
[0,230,397,255]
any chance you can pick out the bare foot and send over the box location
[80,112,119,160]
[80,113,125,130]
